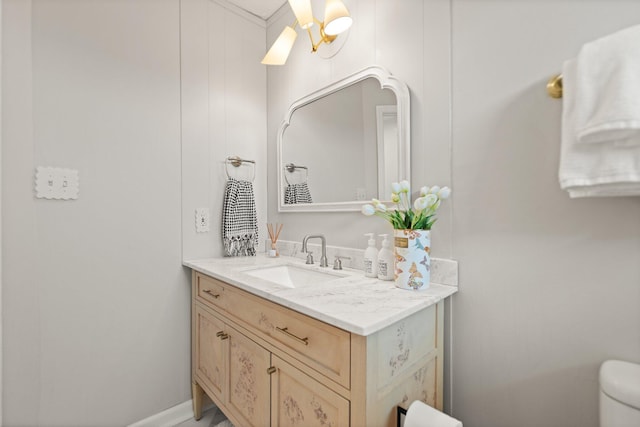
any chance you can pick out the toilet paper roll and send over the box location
[404,401,463,427]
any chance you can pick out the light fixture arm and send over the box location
[306,17,337,53]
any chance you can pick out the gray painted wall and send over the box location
[2,0,188,425]
[266,1,640,426]
[2,0,266,424]
[451,2,640,426]
[0,1,3,421]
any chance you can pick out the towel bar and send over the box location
[283,163,309,185]
[225,155,256,181]
[547,74,563,98]
[285,163,308,173]
[226,155,255,167]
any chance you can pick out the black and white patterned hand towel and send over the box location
[222,178,258,256]
[284,182,313,204]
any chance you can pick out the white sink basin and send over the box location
[242,264,344,288]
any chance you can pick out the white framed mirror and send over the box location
[277,65,410,212]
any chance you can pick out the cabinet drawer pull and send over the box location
[267,366,276,375]
[203,289,220,298]
[215,331,229,340]
[275,326,309,346]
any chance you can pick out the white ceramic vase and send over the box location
[393,229,431,290]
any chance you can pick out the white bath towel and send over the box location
[574,25,640,145]
[558,59,640,197]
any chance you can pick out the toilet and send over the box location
[599,360,640,427]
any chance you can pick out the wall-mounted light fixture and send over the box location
[261,0,353,66]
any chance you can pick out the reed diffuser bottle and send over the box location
[267,223,283,257]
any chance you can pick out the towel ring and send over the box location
[284,163,308,185]
[225,156,255,182]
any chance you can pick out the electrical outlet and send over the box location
[356,188,367,201]
[195,208,210,233]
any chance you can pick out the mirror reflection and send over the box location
[277,66,410,212]
[282,79,396,204]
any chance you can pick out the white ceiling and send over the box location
[227,0,286,20]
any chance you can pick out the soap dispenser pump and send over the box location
[363,233,378,278]
[377,234,394,281]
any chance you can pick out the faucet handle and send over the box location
[333,255,351,270]
[305,252,314,265]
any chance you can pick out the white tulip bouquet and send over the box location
[361,180,451,230]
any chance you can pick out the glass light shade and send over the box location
[288,0,314,30]
[261,26,298,65]
[323,0,352,36]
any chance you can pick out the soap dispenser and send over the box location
[377,234,394,281]
[363,233,378,278]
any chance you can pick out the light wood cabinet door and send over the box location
[226,325,271,427]
[194,305,226,402]
[271,355,350,427]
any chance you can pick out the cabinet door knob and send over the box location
[275,326,309,346]
[267,366,276,375]
[216,331,229,340]
[203,289,220,298]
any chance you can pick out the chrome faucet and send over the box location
[301,234,328,267]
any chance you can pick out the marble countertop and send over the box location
[184,254,457,336]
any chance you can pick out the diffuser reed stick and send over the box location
[267,223,283,257]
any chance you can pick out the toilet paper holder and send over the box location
[397,405,407,427]
[397,401,463,427]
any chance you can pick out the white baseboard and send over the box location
[128,400,194,427]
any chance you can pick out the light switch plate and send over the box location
[195,208,210,233]
[35,167,79,200]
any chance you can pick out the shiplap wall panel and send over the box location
[182,0,266,260]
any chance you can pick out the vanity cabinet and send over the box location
[191,270,444,427]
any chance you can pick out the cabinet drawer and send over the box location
[196,273,227,310]
[224,283,351,389]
